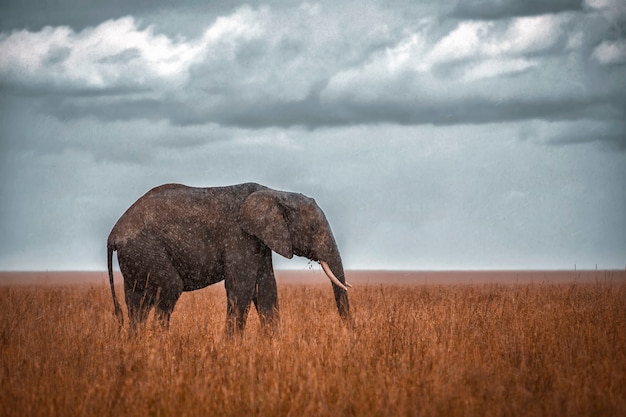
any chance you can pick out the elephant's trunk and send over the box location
[320,254,352,322]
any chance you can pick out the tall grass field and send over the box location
[1,273,625,416]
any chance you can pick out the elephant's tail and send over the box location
[107,242,124,327]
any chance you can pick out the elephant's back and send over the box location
[139,182,265,203]
[109,184,198,245]
[108,182,266,247]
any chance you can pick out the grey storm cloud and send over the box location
[451,0,585,19]
[0,0,233,32]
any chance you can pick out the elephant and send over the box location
[107,182,351,336]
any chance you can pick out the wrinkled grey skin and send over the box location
[107,182,350,336]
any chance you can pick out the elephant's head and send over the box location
[240,190,351,320]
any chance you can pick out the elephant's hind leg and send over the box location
[124,278,156,331]
[153,273,183,328]
[119,241,183,331]
[124,272,183,330]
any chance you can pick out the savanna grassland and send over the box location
[1,273,625,417]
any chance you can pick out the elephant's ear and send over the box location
[240,190,294,259]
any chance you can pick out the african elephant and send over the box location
[107,182,351,336]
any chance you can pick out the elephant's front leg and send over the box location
[223,257,257,338]
[253,248,279,336]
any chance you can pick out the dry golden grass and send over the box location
[1,280,625,416]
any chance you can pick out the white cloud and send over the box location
[585,0,626,17]
[592,39,626,65]
[429,15,565,64]
[385,33,428,72]
[322,15,568,102]
[326,13,569,100]
[462,58,538,81]
[428,21,492,63]
[0,7,265,92]
[203,6,265,44]
[494,15,565,55]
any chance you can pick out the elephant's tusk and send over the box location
[320,261,352,291]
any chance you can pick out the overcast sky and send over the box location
[0,0,624,271]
